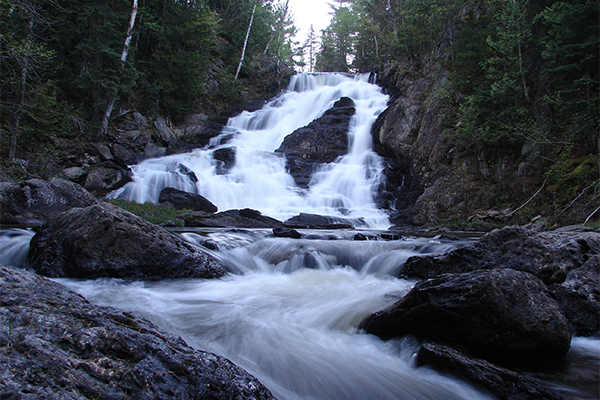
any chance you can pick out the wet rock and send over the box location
[84,163,132,196]
[0,265,274,400]
[28,201,224,280]
[0,178,97,226]
[141,141,167,161]
[399,225,600,336]
[360,268,571,361]
[167,162,199,184]
[417,343,564,400]
[213,147,236,175]
[112,143,137,166]
[276,97,355,188]
[273,226,302,239]
[183,209,283,229]
[550,255,599,336]
[284,213,364,229]
[159,187,218,213]
[153,116,178,145]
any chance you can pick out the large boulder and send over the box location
[359,268,571,361]
[399,225,600,336]
[84,162,133,196]
[276,97,355,188]
[0,178,97,226]
[283,213,365,229]
[0,265,274,399]
[28,202,224,280]
[159,187,218,213]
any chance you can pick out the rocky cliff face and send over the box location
[371,61,595,230]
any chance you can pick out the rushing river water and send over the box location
[1,73,599,399]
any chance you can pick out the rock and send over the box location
[153,116,178,145]
[84,163,132,196]
[276,97,355,187]
[133,111,149,129]
[112,143,137,166]
[167,162,199,184]
[400,225,599,284]
[213,147,236,175]
[398,225,600,336]
[284,213,365,229]
[141,141,166,161]
[359,269,571,361]
[28,201,224,280]
[93,143,113,161]
[0,265,274,400]
[550,255,599,336]
[273,226,302,239]
[159,187,218,213]
[62,166,87,182]
[183,209,283,229]
[417,343,564,400]
[0,178,98,226]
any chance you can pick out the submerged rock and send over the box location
[0,178,97,227]
[284,213,364,229]
[360,268,571,361]
[159,187,218,213]
[417,343,564,400]
[0,265,275,399]
[28,202,224,280]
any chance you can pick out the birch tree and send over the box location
[234,0,258,81]
[99,0,138,137]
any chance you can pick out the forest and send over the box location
[1,0,598,224]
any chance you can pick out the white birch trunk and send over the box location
[235,1,258,81]
[100,0,138,137]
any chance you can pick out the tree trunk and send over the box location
[235,1,258,81]
[99,0,138,137]
[9,19,33,161]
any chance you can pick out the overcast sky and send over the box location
[287,0,333,43]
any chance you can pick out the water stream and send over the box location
[109,73,391,228]
[1,73,598,399]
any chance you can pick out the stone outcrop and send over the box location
[28,202,224,280]
[0,265,274,399]
[399,225,600,336]
[276,97,355,188]
[0,178,98,226]
[360,268,571,361]
[159,187,218,213]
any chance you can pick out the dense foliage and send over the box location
[314,0,598,150]
[1,0,299,160]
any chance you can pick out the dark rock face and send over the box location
[399,225,600,336]
[283,213,365,229]
[0,178,98,226]
[183,209,283,229]
[28,202,224,280]
[273,226,302,239]
[417,343,563,400]
[159,187,218,213]
[84,162,133,196]
[212,147,236,175]
[0,266,275,400]
[360,268,571,360]
[276,97,355,188]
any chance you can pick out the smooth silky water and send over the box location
[2,74,598,399]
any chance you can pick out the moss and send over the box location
[106,199,188,227]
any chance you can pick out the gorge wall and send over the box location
[371,61,598,230]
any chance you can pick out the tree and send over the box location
[235,1,258,80]
[315,1,358,72]
[303,24,318,72]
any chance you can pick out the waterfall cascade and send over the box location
[109,73,391,228]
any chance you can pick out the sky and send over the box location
[287,0,333,43]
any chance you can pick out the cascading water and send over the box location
[109,73,391,228]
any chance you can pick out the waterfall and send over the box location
[109,73,391,228]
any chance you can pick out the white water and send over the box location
[59,232,494,400]
[109,73,391,228]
